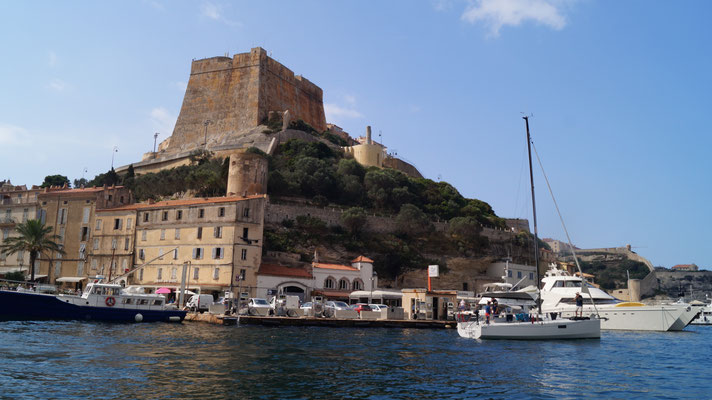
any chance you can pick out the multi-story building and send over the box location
[131,195,265,297]
[0,182,42,277]
[37,185,133,284]
[90,207,137,284]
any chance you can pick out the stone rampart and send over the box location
[165,47,326,155]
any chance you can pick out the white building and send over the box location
[487,261,537,289]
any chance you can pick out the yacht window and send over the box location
[138,299,148,305]
[565,281,582,288]
[122,298,133,305]
[153,299,163,306]
[554,281,565,287]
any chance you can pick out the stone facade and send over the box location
[0,183,42,276]
[130,195,266,297]
[165,47,326,155]
[90,208,137,284]
[37,186,134,283]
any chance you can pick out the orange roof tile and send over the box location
[258,263,312,279]
[351,255,374,263]
[99,194,265,212]
[313,262,358,271]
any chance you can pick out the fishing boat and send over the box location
[0,279,185,323]
[457,116,600,340]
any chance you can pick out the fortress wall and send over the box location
[165,48,326,155]
[382,157,423,179]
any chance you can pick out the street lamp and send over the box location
[203,120,213,149]
[111,146,118,170]
[370,271,377,302]
[153,132,160,153]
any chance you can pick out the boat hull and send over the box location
[552,305,685,331]
[667,304,702,331]
[457,318,600,340]
[0,290,185,323]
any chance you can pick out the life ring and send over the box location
[105,297,116,307]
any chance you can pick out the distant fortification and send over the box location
[167,47,326,153]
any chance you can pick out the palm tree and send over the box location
[0,219,64,282]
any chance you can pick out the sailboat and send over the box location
[457,116,600,340]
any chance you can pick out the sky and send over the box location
[1,1,711,269]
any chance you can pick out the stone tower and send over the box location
[165,47,327,154]
[226,150,269,197]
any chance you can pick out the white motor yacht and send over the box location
[538,266,685,331]
[690,301,712,325]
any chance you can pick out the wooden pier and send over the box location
[184,313,453,329]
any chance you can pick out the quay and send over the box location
[184,313,452,329]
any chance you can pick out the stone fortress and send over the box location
[117,47,421,181]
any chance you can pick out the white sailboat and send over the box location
[457,116,600,340]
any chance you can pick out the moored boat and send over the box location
[0,281,185,323]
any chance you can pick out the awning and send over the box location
[0,267,26,274]
[30,275,48,280]
[349,290,403,299]
[55,277,88,283]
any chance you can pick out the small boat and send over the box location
[666,299,704,330]
[690,301,712,325]
[457,116,600,340]
[0,280,185,323]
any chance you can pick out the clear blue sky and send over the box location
[1,1,711,269]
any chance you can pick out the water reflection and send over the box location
[0,322,709,399]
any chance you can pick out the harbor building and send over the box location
[37,185,133,284]
[90,207,138,286]
[0,182,42,277]
[129,195,266,297]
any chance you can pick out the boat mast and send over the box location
[523,116,542,315]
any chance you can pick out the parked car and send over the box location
[351,303,375,314]
[186,294,213,313]
[325,301,350,310]
[247,298,271,316]
[370,304,388,312]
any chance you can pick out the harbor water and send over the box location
[0,321,710,399]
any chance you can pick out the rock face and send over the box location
[165,47,327,154]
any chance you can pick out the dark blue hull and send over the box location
[0,290,186,323]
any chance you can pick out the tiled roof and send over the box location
[671,264,693,269]
[351,256,374,263]
[101,194,265,211]
[313,262,358,271]
[39,186,124,197]
[258,263,312,279]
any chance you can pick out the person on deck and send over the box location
[485,301,491,324]
[575,292,583,317]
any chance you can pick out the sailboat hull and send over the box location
[457,318,600,340]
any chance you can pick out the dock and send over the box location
[184,313,453,329]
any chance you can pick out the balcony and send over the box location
[0,217,16,226]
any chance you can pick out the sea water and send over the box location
[0,321,709,399]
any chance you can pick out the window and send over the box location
[59,227,65,242]
[139,268,144,281]
[213,267,219,280]
[114,218,122,230]
[353,280,363,290]
[463,282,468,291]
[120,196,124,204]
[92,238,99,250]
[171,267,177,280]
[108,195,113,202]
[214,226,222,238]
[218,207,225,217]
[213,247,223,259]
[242,227,248,239]
[243,207,249,218]
[158,248,164,259]
[91,259,98,270]
[141,230,147,241]
[157,268,162,280]
[193,267,199,280]
[529,272,534,280]
[126,218,132,229]
[58,208,67,225]
[173,249,178,260]
[124,238,130,251]
[517,271,522,279]
[143,213,149,222]
[339,279,349,290]
[22,208,28,222]
[160,229,166,240]
[198,209,205,218]
[176,210,182,220]
[162,211,168,221]
[122,259,128,273]
[81,227,89,242]
[197,227,202,239]
[507,270,512,278]
[193,248,203,259]
[77,261,84,276]
[324,277,335,289]
[111,238,117,249]
[241,249,247,260]
[239,269,246,281]
[54,261,61,278]
[82,207,90,224]
[2,229,8,240]
[95,219,102,230]
[139,249,145,260]
[175,229,180,240]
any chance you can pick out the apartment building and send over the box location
[0,182,42,276]
[90,208,137,283]
[131,195,265,297]
[37,185,133,283]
